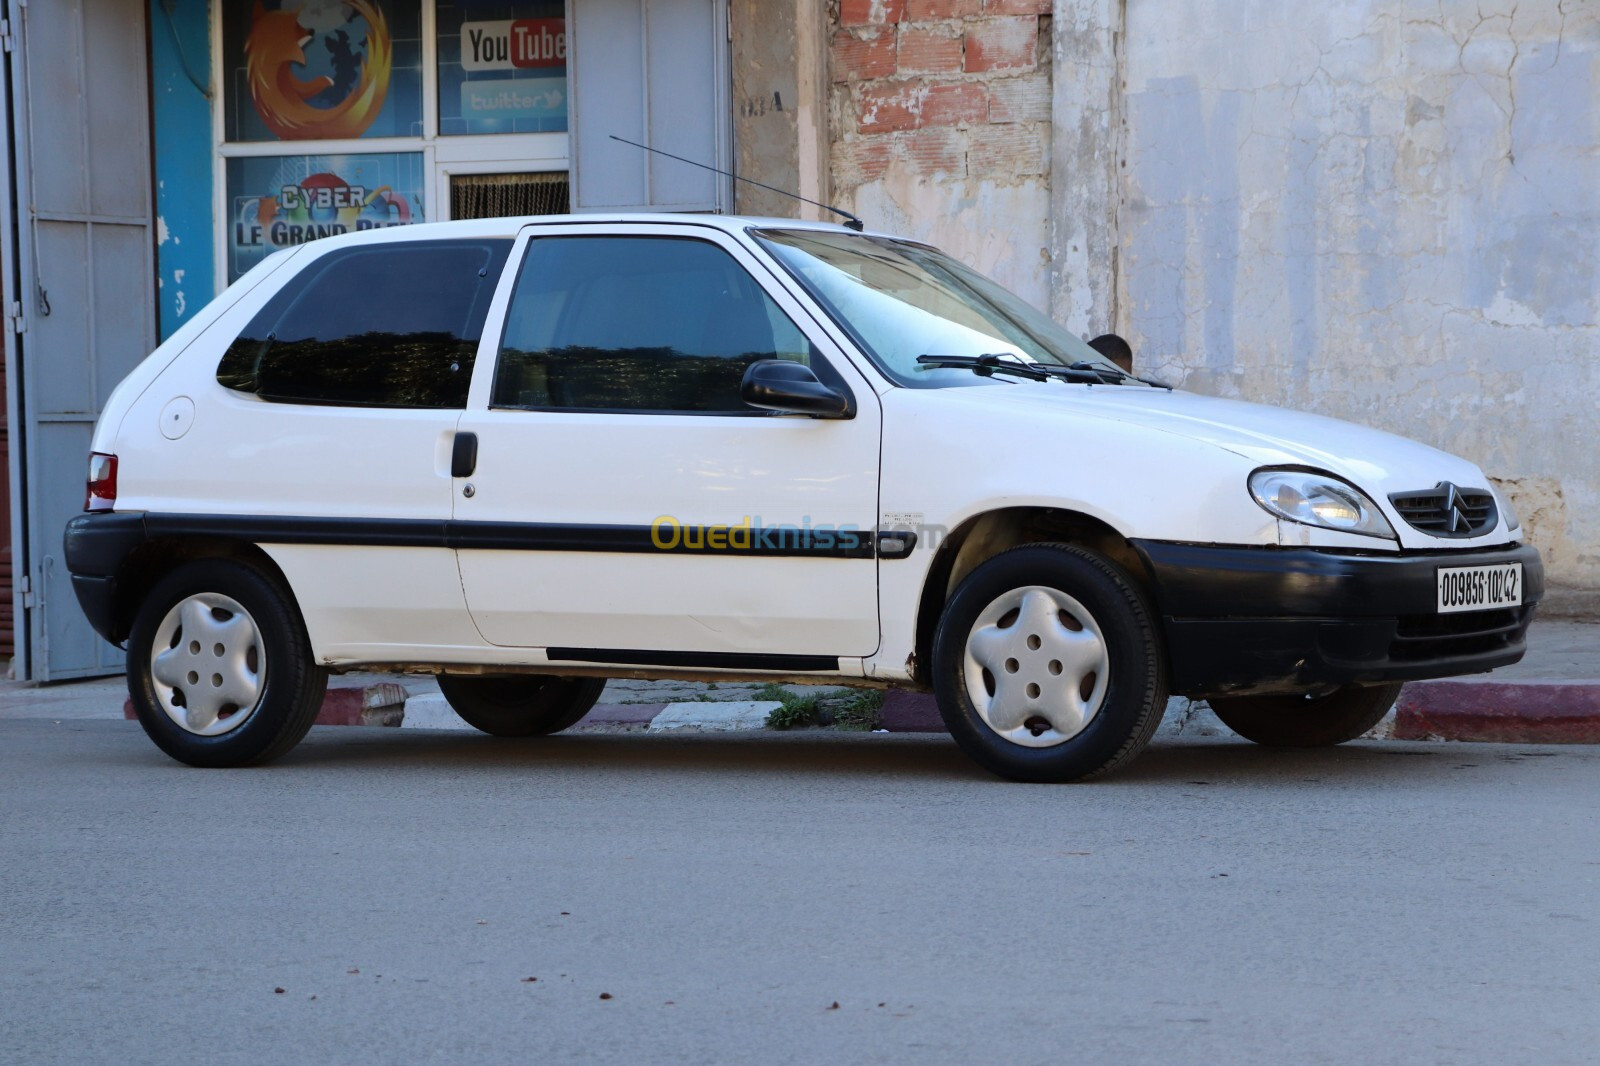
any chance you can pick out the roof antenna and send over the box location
[609,135,866,232]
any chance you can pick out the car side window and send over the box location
[492,235,828,414]
[217,239,512,408]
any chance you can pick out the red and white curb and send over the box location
[1390,680,1600,744]
[123,682,407,727]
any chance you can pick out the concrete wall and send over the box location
[731,0,831,220]
[828,0,1055,309]
[1112,0,1599,606]
[1047,0,1120,338]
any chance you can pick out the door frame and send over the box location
[3,0,35,677]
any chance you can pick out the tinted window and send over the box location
[218,240,512,408]
[492,236,823,413]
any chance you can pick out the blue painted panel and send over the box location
[151,0,216,340]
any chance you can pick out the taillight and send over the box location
[85,452,118,511]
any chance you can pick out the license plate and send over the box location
[1437,563,1523,614]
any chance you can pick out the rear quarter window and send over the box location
[216,239,512,408]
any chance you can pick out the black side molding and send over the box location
[97,513,890,559]
[547,648,838,672]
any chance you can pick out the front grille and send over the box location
[1390,606,1529,661]
[1388,483,1497,538]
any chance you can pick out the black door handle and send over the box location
[451,432,478,478]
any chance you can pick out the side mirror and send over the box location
[740,360,852,419]
[1088,333,1134,375]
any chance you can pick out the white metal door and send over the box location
[568,0,731,212]
[7,0,155,679]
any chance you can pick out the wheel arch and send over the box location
[910,507,1155,685]
[111,537,295,645]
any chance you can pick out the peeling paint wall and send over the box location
[829,0,1055,309]
[150,0,215,341]
[1117,0,1600,603]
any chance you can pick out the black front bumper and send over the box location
[1131,539,1544,699]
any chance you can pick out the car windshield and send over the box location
[753,228,1124,387]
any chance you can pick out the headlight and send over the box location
[1249,468,1396,540]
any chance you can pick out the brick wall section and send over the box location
[831,0,1051,189]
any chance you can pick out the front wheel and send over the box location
[126,558,327,767]
[1208,683,1403,747]
[931,544,1168,783]
[436,674,606,736]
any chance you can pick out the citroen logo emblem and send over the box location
[1438,482,1470,533]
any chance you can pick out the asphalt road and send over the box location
[2,720,1596,1065]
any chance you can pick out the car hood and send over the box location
[932,380,1500,522]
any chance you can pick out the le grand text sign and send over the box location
[461,19,566,72]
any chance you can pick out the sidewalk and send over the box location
[1,619,1594,745]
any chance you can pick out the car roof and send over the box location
[301,213,876,249]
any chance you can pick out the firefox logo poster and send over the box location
[224,0,424,142]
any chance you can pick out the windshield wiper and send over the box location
[1065,361,1173,390]
[916,354,1102,384]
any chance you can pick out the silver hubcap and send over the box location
[149,593,266,736]
[962,585,1110,748]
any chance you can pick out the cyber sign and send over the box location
[234,172,413,250]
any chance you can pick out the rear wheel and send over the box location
[931,544,1168,783]
[127,558,327,767]
[436,674,606,737]
[1208,682,1403,747]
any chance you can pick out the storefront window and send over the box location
[221,0,425,142]
[213,1,570,286]
[436,0,568,135]
[226,153,426,279]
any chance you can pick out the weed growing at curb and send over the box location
[833,690,885,731]
[758,684,823,729]
[759,685,887,731]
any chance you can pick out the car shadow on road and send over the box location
[252,724,1558,786]
[287,727,984,781]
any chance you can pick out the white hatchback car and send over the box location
[64,215,1541,781]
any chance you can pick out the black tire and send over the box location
[1208,682,1403,747]
[436,674,606,737]
[126,558,327,768]
[931,543,1168,783]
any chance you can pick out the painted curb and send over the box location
[1393,680,1600,744]
[582,703,667,727]
[648,701,782,732]
[399,692,471,730]
[122,682,408,728]
[879,690,942,733]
